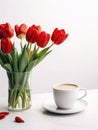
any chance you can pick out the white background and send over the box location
[0,0,98,96]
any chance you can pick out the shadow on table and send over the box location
[41,108,85,117]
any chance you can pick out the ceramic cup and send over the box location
[53,84,87,109]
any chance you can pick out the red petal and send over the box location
[0,112,9,115]
[15,116,24,123]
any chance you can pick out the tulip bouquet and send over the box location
[0,23,68,110]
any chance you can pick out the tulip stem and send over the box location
[36,46,39,52]
[20,38,24,50]
[8,54,12,64]
[50,43,54,48]
[27,42,32,50]
[30,44,32,50]
[26,43,29,49]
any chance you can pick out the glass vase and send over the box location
[7,71,32,111]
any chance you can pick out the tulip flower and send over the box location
[37,31,50,48]
[26,25,41,43]
[15,24,27,39]
[1,38,13,54]
[2,23,14,38]
[51,28,68,45]
[0,24,5,39]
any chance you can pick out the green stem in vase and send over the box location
[8,72,19,108]
[11,72,30,109]
[7,71,31,110]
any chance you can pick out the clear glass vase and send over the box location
[7,71,32,111]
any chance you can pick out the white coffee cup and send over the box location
[53,84,87,109]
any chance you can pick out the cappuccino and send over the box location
[54,84,78,90]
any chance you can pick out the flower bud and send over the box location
[29,50,33,56]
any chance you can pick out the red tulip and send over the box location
[26,25,41,43]
[51,28,68,45]
[1,38,13,54]
[0,24,5,39]
[2,23,14,38]
[15,24,27,39]
[37,31,50,48]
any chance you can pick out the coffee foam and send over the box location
[54,84,78,90]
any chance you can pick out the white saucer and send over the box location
[42,99,88,114]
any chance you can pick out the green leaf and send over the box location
[36,50,52,65]
[0,59,12,71]
[30,45,39,61]
[0,59,4,66]
[19,45,29,72]
[11,44,18,72]
[28,46,52,69]
[26,59,38,71]
[37,46,50,57]
[30,46,51,62]
[4,63,12,71]
[0,50,9,64]
[33,44,37,52]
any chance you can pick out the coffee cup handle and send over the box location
[78,88,87,100]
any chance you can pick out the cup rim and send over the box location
[53,83,78,90]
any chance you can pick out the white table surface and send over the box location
[0,89,98,130]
